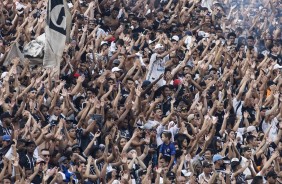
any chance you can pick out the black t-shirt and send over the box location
[161,97,172,116]
[241,105,256,123]
[32,173,43,184]
[120,89,130,105]
[19,154,36,170]
[214,111,224,136]
[76,128,92,151]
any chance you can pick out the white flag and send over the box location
[4,42,25,66]
[43,0,71,71]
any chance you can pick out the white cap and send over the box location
[187,114,195,122]
[181,170,192,177]
[58,172,66,180]
[231,158,239,162]
[100,41,108,46]
[171,35,179,41]
[143,120,158,130]
[112,180,121,184]
[273,64,282,70]
[154,43,164,50]
[246,126,256,133]
[1,72,8,79]
[36,157,45,163]
[111,67,122,72]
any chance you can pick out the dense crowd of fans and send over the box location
[0,0,282,183]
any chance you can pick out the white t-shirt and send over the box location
[198,172,211,184]
[146,53,169,86]
[156,124,165,146]
[233,98,243,116]
[262,117,278,142]
[240,156,255,184]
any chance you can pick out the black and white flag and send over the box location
[43,0,71,71]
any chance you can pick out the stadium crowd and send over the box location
[0,0,282,183]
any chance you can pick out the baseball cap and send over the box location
[203,161,213,168]
[58,172,66,180]
[242,146,252,152]
[166,171,176,178]
[2,135,11,141]
[213,154,223,163]
[187,114,195,122]
[72,144,82,152]
[111,67,122,72]
[73,72,80,78]
[231,158,240,169]
[113,59,120,65]
[171,35,179,42]
[231,158,240,163]
[173,79,181,86]
[136,120,144,129]
[141,80,151,88]
[154,43,164,50]
[138,169,147,176]
[36,157,46,164]
[181,170,192,177]
[100,41,108,46]
[0,72,8,79]
[246,126,256,133]
[58,156,68,163]
[273,64,282,70]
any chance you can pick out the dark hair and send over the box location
[175,133,190,150]
[246,135,255,143]
[205,148,213,154]
[161,131,172,140]
[127,77,134,82]
[251,176,263,184]
[227,32,236,38]
[160,155,171,163]
[247,36,254,40]
[41,149,50,153]
[116,39,125,46]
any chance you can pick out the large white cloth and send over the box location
[23,34,45,58]
[43,0,71,70]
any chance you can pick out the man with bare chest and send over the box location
[103,7,120,31]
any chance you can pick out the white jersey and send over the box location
[146,53,169,86]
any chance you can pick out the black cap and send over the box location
[242,146,251,152]
[77,14,84,19]
[72,144,82,152]
[202,161,213,168]
[141,80,151,88]
[58,156,68,163]
[166,171,176,178]
[138,169,147,176]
